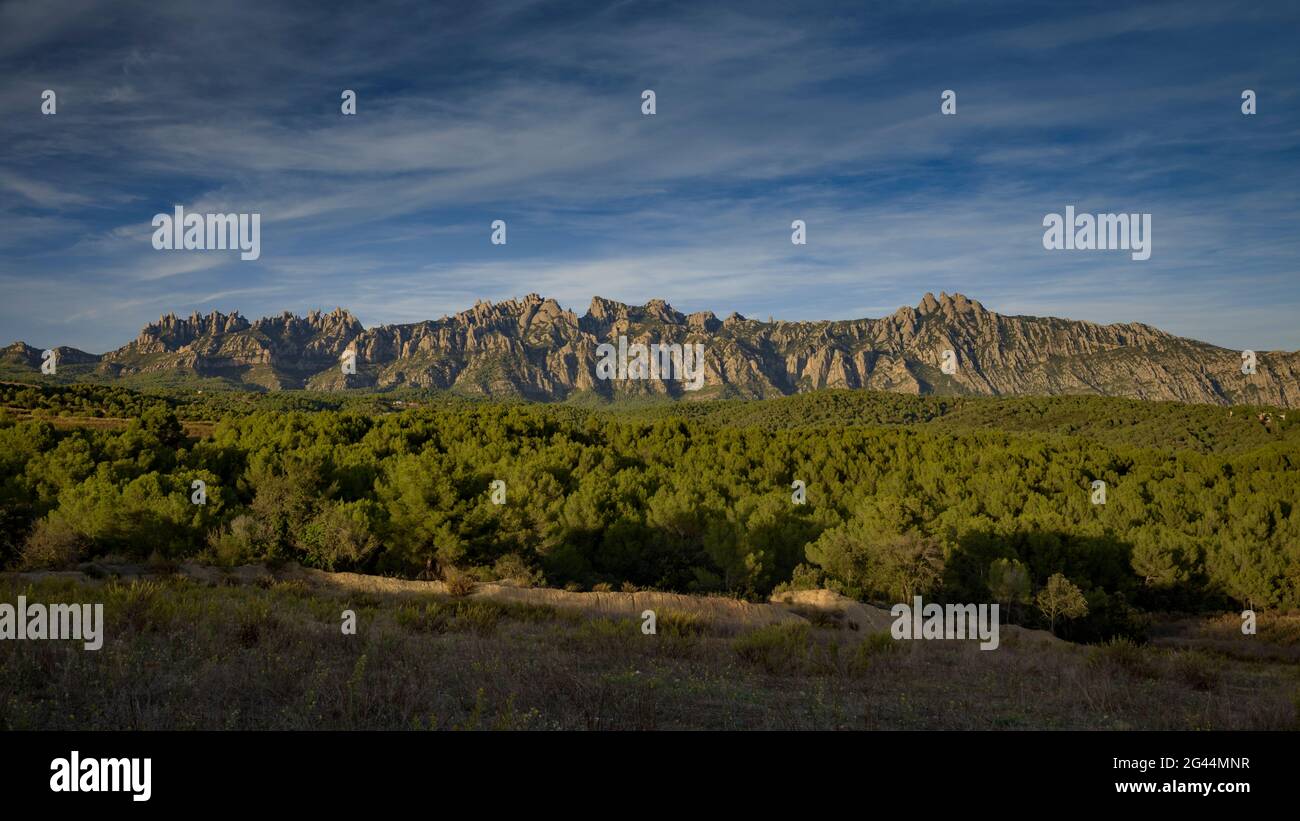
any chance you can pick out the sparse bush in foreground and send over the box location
[1089,637,1157,680]
[852,631,903,672]
[1171,650,1221,692]
[443,568,476,597]
[492,553,545,588]
[733,623,811,674]
[453,601,501,635]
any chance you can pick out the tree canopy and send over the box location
[3,384,1296,640]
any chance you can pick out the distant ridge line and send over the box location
[3,292,1298,407]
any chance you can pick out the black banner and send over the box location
[2,730,1285,809]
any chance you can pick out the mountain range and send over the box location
[4,292,1298,407]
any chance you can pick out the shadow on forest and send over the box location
[947,528,1229,642]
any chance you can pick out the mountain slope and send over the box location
[6,292,1299,406]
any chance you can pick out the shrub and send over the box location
[231,597,274,648]
[772,563,824,594]
[147,548,179,574]
[267,579,310,598]
[296,501,378,571]
[20,516,84,570]
[1089,637,1157,679]
[465,565,496,582]
[851,631,902,672]
[453,601,501,635]
[652,610,709,658]
[659,610,709,637]
[494,601,562,623]
[492,553,544,588]
[107,579,165,633]
[733,623,811,674]
[785,605,845,629]
[1172,651,1221,692]
[204,515,257,566]
[395,601,451,633]
[862,630,898,653]
[577,616,637,651]
[443,568,475,597]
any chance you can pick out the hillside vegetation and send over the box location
[2,385,1297,646]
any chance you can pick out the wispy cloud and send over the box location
[1,0,1297,353]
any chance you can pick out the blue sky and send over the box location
[2,0,1298,353]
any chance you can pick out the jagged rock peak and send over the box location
[20,292,1300,408]
[534,296,567,320]
[586,296,629,321]
[308,307,361,324]
[643,298,684,324]
[916,292,987,317]
[687,310,721,332]
[582,296,686,327]
[256,307,359,327]
[940,292,986,316]
[509,293,566,317]
[146,309,248,334]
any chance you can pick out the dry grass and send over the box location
[1148,610,1300,664]
[2,570,1298,730]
